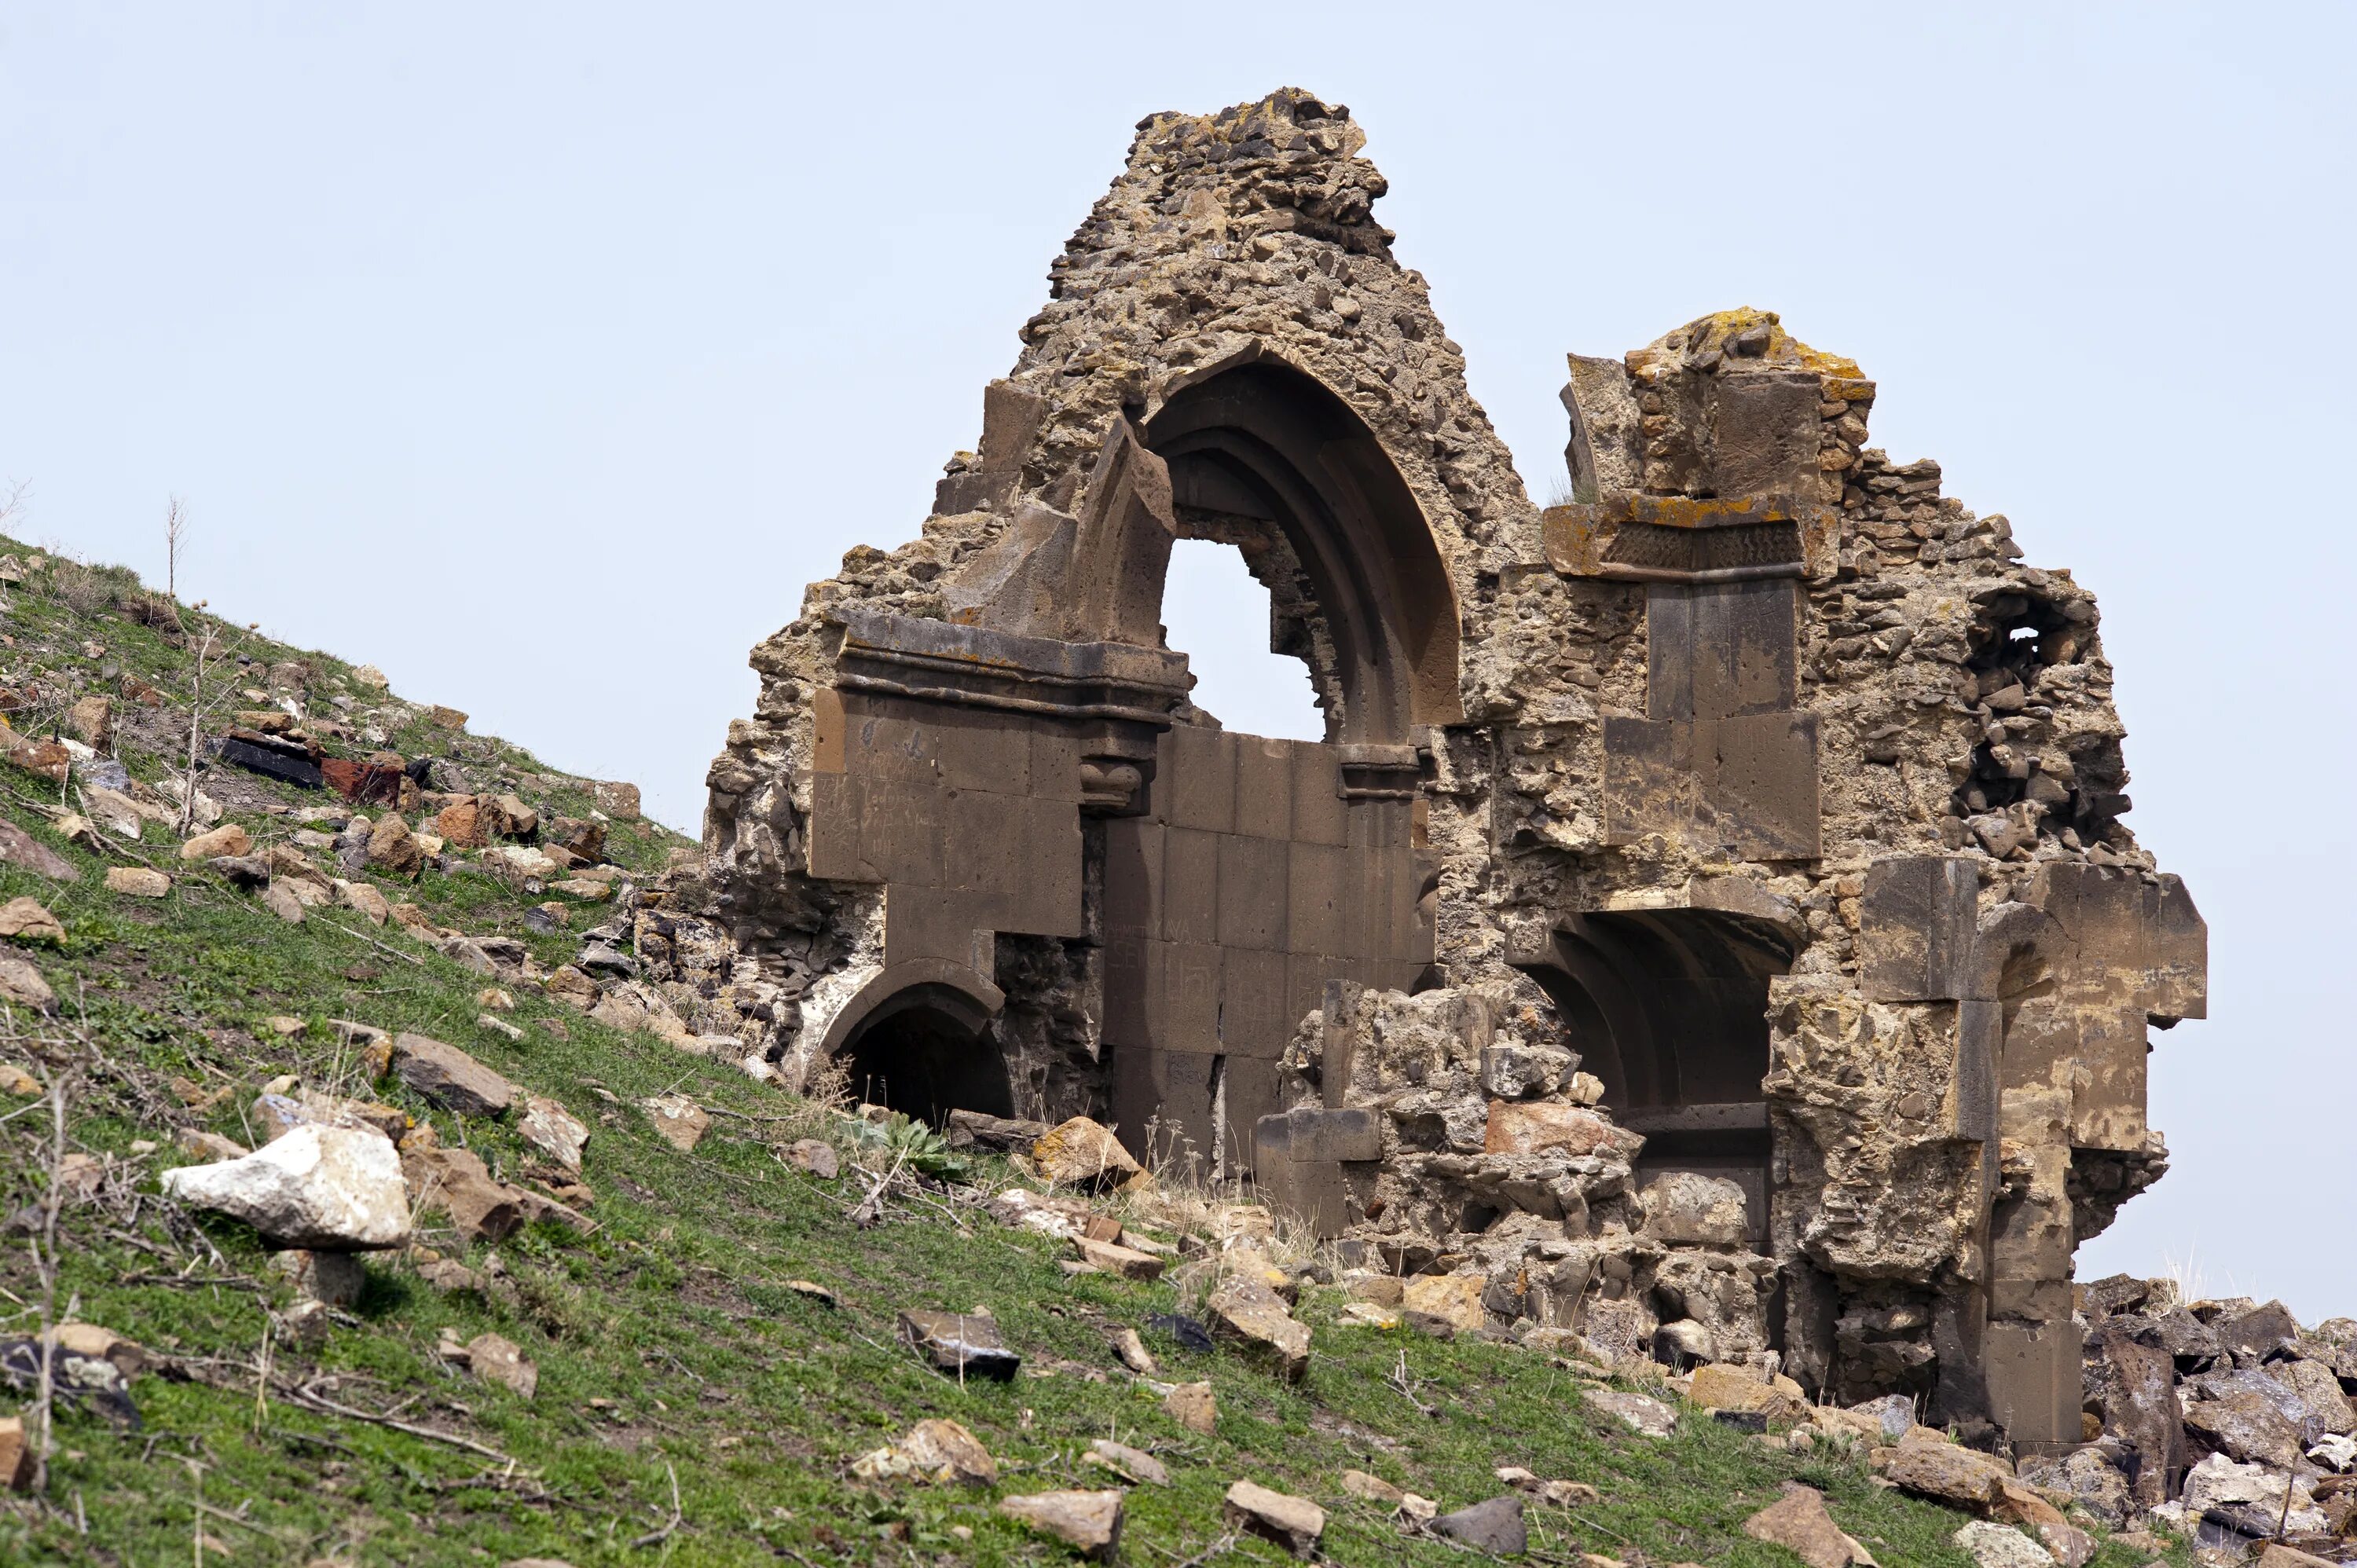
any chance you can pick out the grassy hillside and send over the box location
[0,541,2188,1566]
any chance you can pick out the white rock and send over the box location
[1952,1522,2049,1568]
[160,1123,410,1249]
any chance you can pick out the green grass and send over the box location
[0,545,2191,1566]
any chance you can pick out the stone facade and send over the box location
[637,89,2205,1449]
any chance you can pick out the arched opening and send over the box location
[1513,909,1795,1248]
[1147,354,1461,744]
[1159,538,1326,741]
[838,985,1016,1129]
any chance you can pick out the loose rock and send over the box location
[389,1032,518,1117]
[1166,1379,1216,1434]
[1086,1438,1168,1486]
[104,866,170,898]
[897,1309,1020,1380]
[160,1123,410,1249]
[519,1096,590,1172]
[641,1093,709,1152]
[463,1332,538,1398]
[0,954,57,1012]
[1224,1479,1325,1559]
[998,1489,1123,1560]
[853,1418,998,1485]
[1032,1116,1145,1190]
[1743,1483,1876,1568]
[1583,1387,1678,1438]
[1206,1272,1310,1379]
[179,823,252,861]
[783,1138,838,1178]
[1951,1521,2049,1568]
[0,897,63,942]
[1431,1495,1529,1555]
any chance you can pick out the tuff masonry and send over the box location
[636,90,2205,1456]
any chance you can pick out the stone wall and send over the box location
[627,88,2205,1449]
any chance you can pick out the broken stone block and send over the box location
[998,1489,1122,1559]
[897,1309,1020,1380]
[2184,1387,2304,1469]
[178,823,251,861]
[365,814,423,877]
[104,866,170,898]
[0,897,62,942]
[161,1123,410,1250]
[1165,1379,1215,1434]
[1085,1438,1167,1486]
[1742,1484,1873,1568]
[1640,1171,1750,1245]
[1480,1042,1573,1099]
[1951,1521,2047,1568]
[853,1418,998,1485]
[518,1095,589,1173]
[1032,1116,1144,1190]
[0,953,56,1012]
[1431,1495,1527,1555]
[1206,1273,1310,1379]
[0,1415,28,1492]
[1224,1479,1324,1559]
[1074,1236,1164,1280]
[640,1093,709,1152]
[1582,1387,1677,1438]
[388,1032,517,1117]
[1871,1437,2012,1508]
[1483,1101,1641,1160]
[0,822,75,881]
[1402,1273,1488,1337]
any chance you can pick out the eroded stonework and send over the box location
[640,88,2205,1449]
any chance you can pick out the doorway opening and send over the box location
[837,985,1015,1130]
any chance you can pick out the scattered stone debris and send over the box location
[0,896,63,941]
[896,1310,1020,1381]
[160,1123,410,1249]
[1085,1438,1167,1486]
[853,1418,997,1485]
[998,1489,1124,1559]
[387,1032,517,1117]
[103,866,170,898]
[1951,1520,2051,1568]
[1206,1266,1310,1379]
[0,953,57,1013]
[1583,1388,1678,1438]
[1031,1116,1145,1191]
[640,1093,709,1153]
[1164,1380,1216,1434]
[518,1095,589,1172]
[1224,1479,1325,1559]
[1743,1483,1877,1568]
[1430,1495,1528,1555]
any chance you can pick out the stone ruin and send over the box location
[636,89,2209,1458]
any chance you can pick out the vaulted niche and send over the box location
[1147,357,1461,745]
[834,980,1015,1130]
[1514,910,1795,1246]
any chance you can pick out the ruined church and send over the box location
[643,89,2206,1451]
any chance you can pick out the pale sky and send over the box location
[5,5,2350,1316]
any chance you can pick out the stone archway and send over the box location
[1512,908,1796,1249]
[1098,353,1457,1171]
[1146,352,1462,743]
[817,960,1013,1129]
